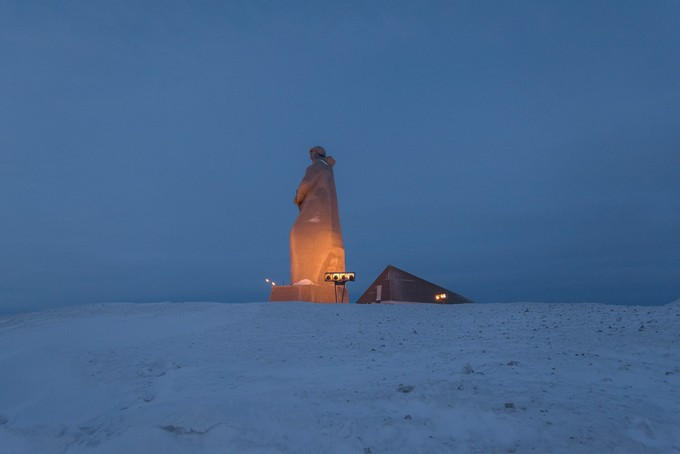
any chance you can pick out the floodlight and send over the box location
[324,271,356,303]
[324,272,355,283]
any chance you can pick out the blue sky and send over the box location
[1,1,679,312]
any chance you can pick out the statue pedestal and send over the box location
[269,284,349,303]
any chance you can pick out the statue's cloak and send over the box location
[290,156,345,284]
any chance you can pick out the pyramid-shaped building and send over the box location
[356,265,473,305]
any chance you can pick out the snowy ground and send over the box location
[1,301,679,453]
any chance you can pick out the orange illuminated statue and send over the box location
[270,146,348,303]
[291,146,345,284]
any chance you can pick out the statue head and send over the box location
[309,146,326,160]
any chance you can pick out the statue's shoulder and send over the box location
[309,159,330,171]
[312,157,335,169]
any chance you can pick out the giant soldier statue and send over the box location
[291,146,345,284]
[270,146,348,303]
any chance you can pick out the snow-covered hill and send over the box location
[1,302,678,453]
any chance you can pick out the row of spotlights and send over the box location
[324,272,356,283]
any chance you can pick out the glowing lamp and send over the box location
[324,271,356,303]
[324,272,356,283]
[435,293,447,302]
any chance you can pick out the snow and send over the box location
[293,279,314,286]
[1,301,679,453]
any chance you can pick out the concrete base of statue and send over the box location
[269,283,349,303]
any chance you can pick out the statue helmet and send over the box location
[309,146,326,157]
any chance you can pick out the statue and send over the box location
[270,146,348,303]
[291,146,346,285]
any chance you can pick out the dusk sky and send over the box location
[2,1,679,313]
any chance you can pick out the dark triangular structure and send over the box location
[356,265,474,304]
